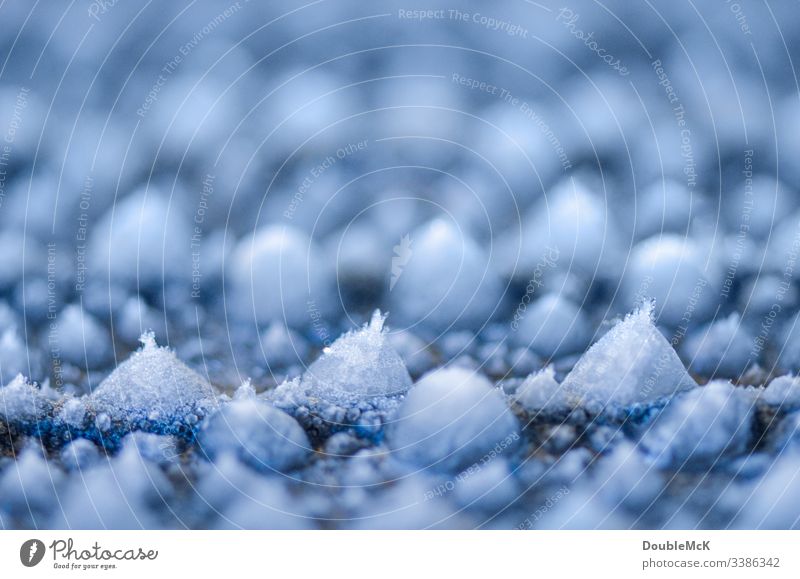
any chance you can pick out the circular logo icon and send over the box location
[20,539,46,567]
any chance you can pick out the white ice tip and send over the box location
[138,330,158,350]
[234,379,256,400]
[368,309,387,333]
[630,299,656,322]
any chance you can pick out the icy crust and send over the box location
[0,447,64,526]
[562,303,697,412]
[512,366,571,416]
[198,397,311,473]
[0,374,55,427]
[300,310,412,405]
[87,332,218,437]
[271,376,403,443]
[48,443,174,529]
[267,312,409,441]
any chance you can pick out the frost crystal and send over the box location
[562,303,696,410]
[0,447,63,521]
[390,366,520,472]
[50,444,173,529]
[453,459,519,512]
[0,374,52,424]
[89,332,217,430]
[739,448,800,529]
[58,397,88,428]
[198,398,311,472]
[301,310,411,404]
[590,441,662,510]
[513,366,571,414]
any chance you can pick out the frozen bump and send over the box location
[513,366,571,415]
[198,398,311,473]
[621,234,717,327]
[0,374,53,425]
[389,367,520,472]
[301,310,411,405]
[562,303,696,410]
[640,380,756,469]
[499,178,624,283]
[91,188,192,289]
[50,305,112,369]
[389,219,502,332]
[512,293,592,359]
[90,332,217,431]
[229,225,326,329]
[760,375,800,412]
[680,314,755,380]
